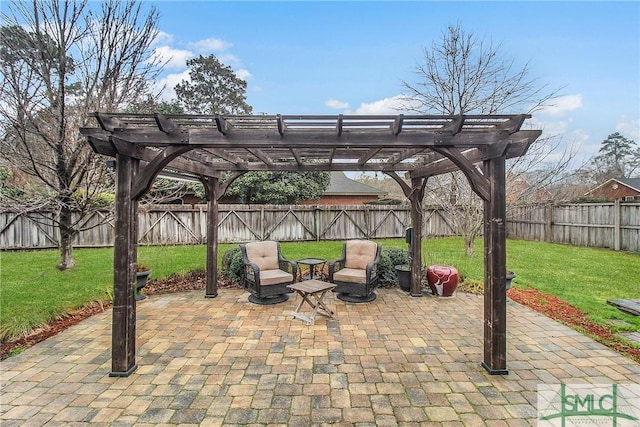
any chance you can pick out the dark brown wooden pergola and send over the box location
[81,113,541,377]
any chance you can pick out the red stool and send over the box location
[426,265,459,297]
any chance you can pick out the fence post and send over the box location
[365,205,371,238]
[199,205,206,243]
[545,204,553,243]
[260,206,265,240]
[614,198,621,251]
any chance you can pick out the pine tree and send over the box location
[174,55,252,114]
[591,132,638,180]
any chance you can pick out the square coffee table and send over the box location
[287,280,336,325]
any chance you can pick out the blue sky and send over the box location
[149,1,640,167]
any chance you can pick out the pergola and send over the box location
[81,113,541,377]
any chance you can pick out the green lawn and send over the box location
[1,238,638,343]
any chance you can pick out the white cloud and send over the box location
[615,115,640,141]
[153,46,193,70]
[236,69,252,81]
[152,31,174,47]
[568,129,590,147]
[217,53,242,68]
[527,118,572,137]
[537,94,583,117]
[353,95,414,115]
[185,38,240,67]
[562,129,592,162]
[325,99,349,110]
[155,69,191,101]
[188,38,232,52]
[521,114,597,165]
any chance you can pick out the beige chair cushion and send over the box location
[333,268,366,284]
[344,240,377,270]
[259,269,294,286]
[245,241,279,271]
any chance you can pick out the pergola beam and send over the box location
[430,147,490,201]
[202,148,246,166]
[409,131,541,178]
[247,148,274,167]
[385,148,426,166]
[154,113,179,134]
[276,114,285,135]
[131,145,193,200]
[392,114,404,135]
[358,148,381,166]
[112,128,515,148]
[99,137,225,178]
[290,148,303,166]
[215,115,228,135]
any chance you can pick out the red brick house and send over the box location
[159,171,388,205]
[300,172,387,205]
[585,178,640,201]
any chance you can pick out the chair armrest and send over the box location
[328,258,345,281]
[244,262,261,284]
[279,259,298,279]
[365,259,380,283]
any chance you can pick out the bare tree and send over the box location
[422,135,578,256]
[0,0,164,269]
[402,23,558,115]
[401,23,565,255]
[506,133,582,201]
[423,174,483,256]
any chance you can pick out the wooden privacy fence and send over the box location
[506,201,640,253]
[2,202,638,252]
[0,204,412,249]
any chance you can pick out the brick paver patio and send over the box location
[1,288,639,426]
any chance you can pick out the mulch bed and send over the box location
[2,275,638,364]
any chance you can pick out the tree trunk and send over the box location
[464,234,475,257]
[57,205,76,270]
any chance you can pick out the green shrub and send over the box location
[71,190,115,207]
[221,246,244,283]
[364,198,403,205]
[379,246,410,286]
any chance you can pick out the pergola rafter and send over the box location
[80,112,542,378]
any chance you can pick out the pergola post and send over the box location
[482,155,509,375]
[204,177,219,298]
[384,172,426,296]
[409,177,427,296]
[110,154,139,377]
